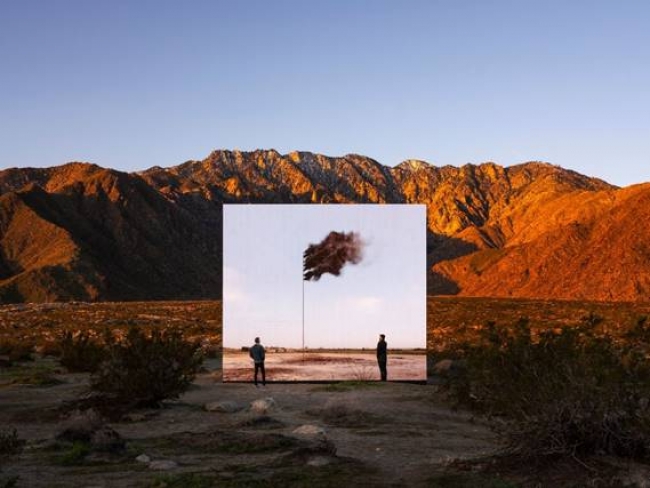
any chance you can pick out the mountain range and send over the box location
[1,149,648,303]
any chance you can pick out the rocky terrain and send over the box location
[1,370,502,488]
[3,298,650,486]
[1,150,649,303]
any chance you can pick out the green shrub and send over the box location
[58,331,107,373]
[90,327,203,408]
[54,441,91,466]
[0,340,34,362]
[0,428,24,456]
[444,317,650,460]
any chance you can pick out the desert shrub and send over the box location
[444,317,650,460]
[90,327,202,408]
[12,369,63,387]
[54,441,91,466]
[150,473,215,488]
[39,340,63,357]
[348,363,376,381]
[0,476,19,488]
[58,331,107,373]
[0,340,34,362]
[623,316,650,347]
[0,428,24,456]
[201,344,220,359]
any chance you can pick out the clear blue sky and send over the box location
[223,204,426,349]
[1,1,649,186]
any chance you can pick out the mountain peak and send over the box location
[396,159,432,172]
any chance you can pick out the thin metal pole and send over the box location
[302,277,305,362]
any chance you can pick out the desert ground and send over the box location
[3,298,650,486]
[1,359,499,488]
[223,351,427,382]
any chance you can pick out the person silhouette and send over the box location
[249,337,266,387]
[377,334,387,381]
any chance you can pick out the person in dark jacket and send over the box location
[377,334,387,381]
[249,337,266,386]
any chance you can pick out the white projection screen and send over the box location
[223,204,426,381]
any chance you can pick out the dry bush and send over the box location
[443,316,650,460]
[348,363,376,381]
[0,428,24,456]
[90,327,203,408]
[58,331,107,373]
[39,340,63,357]
[0,340,34,362]
[201,341,221,359]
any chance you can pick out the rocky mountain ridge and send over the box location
[1,150,648,303]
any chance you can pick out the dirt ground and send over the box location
[223,351,427,382]
[0,362,499,488]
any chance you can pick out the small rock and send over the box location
[250,397,276,414]
[149,460,178,471]
[204,401,241,413]
[122,413,147,422]
[292,424,326,436]
[433,359,466,377]
[135,454,151,463]
[307,455,332,467]
[433,359,453,373]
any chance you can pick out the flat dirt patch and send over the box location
[223,351,426,381]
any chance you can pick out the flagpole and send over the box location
[302,274,305,362]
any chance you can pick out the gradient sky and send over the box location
[1,1,649,186]
[223,204,426,349]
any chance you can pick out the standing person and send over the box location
[249,337,266,387]
[377,334,387,381]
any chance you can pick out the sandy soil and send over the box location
[0,366,498,487]
[223,351,426,382]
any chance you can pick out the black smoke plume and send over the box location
[303,231,364,281]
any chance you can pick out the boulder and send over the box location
[433,359,453,373]
[249,397,276,414]
[433,359,466,376]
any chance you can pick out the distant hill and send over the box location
[1,149,648,303]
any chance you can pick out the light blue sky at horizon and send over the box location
[1,1,649,186]
[223,204,426,349]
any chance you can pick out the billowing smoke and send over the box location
[303,231,365,281]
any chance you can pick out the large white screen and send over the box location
[223,204,426,381]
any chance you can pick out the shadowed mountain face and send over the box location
[0,163,222,302]
[1,150,648,303]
